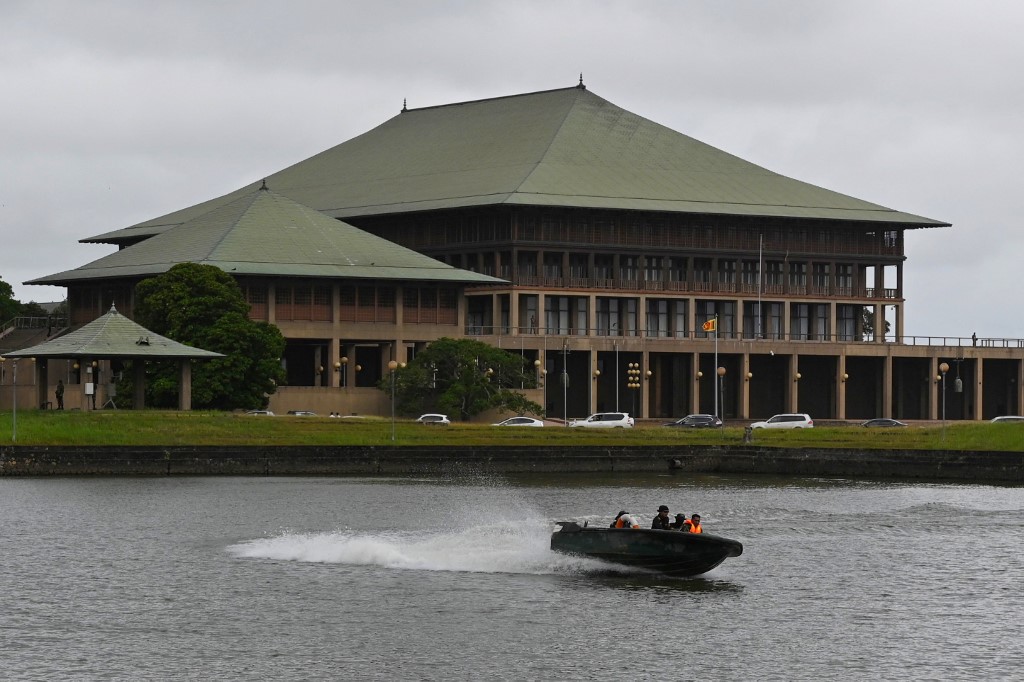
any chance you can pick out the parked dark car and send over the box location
[861,418,907,427]
[663,414,723,428]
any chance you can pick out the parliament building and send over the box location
[19,82,1023,420]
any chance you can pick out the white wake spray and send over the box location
[226,523,620,575]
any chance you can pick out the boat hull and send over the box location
[550,523,743,577]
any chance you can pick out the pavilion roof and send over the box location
[3,304,223,359]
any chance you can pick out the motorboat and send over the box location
[550,521,743,577]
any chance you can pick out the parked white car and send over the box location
[493,416,545,427]
[569,412,634,428]
[416,413,451,425]
[750,413,814,429]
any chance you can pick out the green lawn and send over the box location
[1,410,1021,451]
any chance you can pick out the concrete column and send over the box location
[783,303,792,342]
[874,265,884,343]
[510,291,520,335]
[133,360,146,409]
[588,293,597,337]
[692,352,702,415]
[328,338,340,387]
[837,354,847,420]
[974,358,984,420]
[741,352,751,419]
[179,359,192,411]
[456,290,467,333]
[882,354,893,418]
[896,263,905,343]
[267,282,276,323]
[929,357,939,420]
[789,354,800,413]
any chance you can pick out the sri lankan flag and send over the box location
[702,318,717,332]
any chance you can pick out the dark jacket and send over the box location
[651,514,672,530]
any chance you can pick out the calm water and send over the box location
[1,472,1021,680]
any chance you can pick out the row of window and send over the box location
[448,252,862,290]
[243,284,457,324]
[376,212,903,258]
[469,295,872,341]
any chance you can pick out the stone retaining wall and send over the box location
[1,445,1022,481]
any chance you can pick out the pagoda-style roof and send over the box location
[4,304,223,360]
[83,84,948,246]
[29,187,503,286]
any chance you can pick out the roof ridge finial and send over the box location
[402,98,407,113]
[259,178,268,191]
[577,73,585,90]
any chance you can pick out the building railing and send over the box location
[463,325,1024,348]
[484,277,898,299]
[0,316,68,340]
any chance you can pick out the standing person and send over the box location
[683,514,703,533]
[610,511,640,529]
[651,505,672,530]
[55,379,65,410]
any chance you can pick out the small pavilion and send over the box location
[3,304,223,410]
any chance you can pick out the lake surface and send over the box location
[1,472,1021,680]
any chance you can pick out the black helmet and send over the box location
[657,505,669,512]
[675,513,686,520]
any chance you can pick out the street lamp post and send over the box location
[627,363,641,417]
[534,358,547,418]
[939,361,949,439]
[388,359,398,441]
[695,370,703,414]
[336,356,349,387]
[717,366,726,420]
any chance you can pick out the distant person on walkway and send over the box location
[683,514,703,533]
[611,511,640,529]
[651,505,672,530]
[55,380,64,410]
[972,332,977,347]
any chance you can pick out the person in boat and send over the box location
[610,511,640,529]
[670,513,687,530]
[651,505,673,530]
[683,514,703,533]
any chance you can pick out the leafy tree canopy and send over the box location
[133,263,286,410]
[383,337,541,421]
[0,276,19,322]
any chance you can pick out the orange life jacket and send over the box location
[615,515,638,529]
[684,520,703,533]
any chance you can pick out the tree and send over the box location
[133,263,286,409]
[384,337,542,421]
[860,306,892,341]
[0,276,20,323]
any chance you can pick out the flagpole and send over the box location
[713,314,719,419]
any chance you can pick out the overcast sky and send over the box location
[2,1,1022,339]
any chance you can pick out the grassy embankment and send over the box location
[1,410,1022,451]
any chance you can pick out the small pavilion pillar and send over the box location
[179,359,192,411]
[134,360,146,408]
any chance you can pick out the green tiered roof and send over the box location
[30,187,502,286]
[83,84,947,246]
